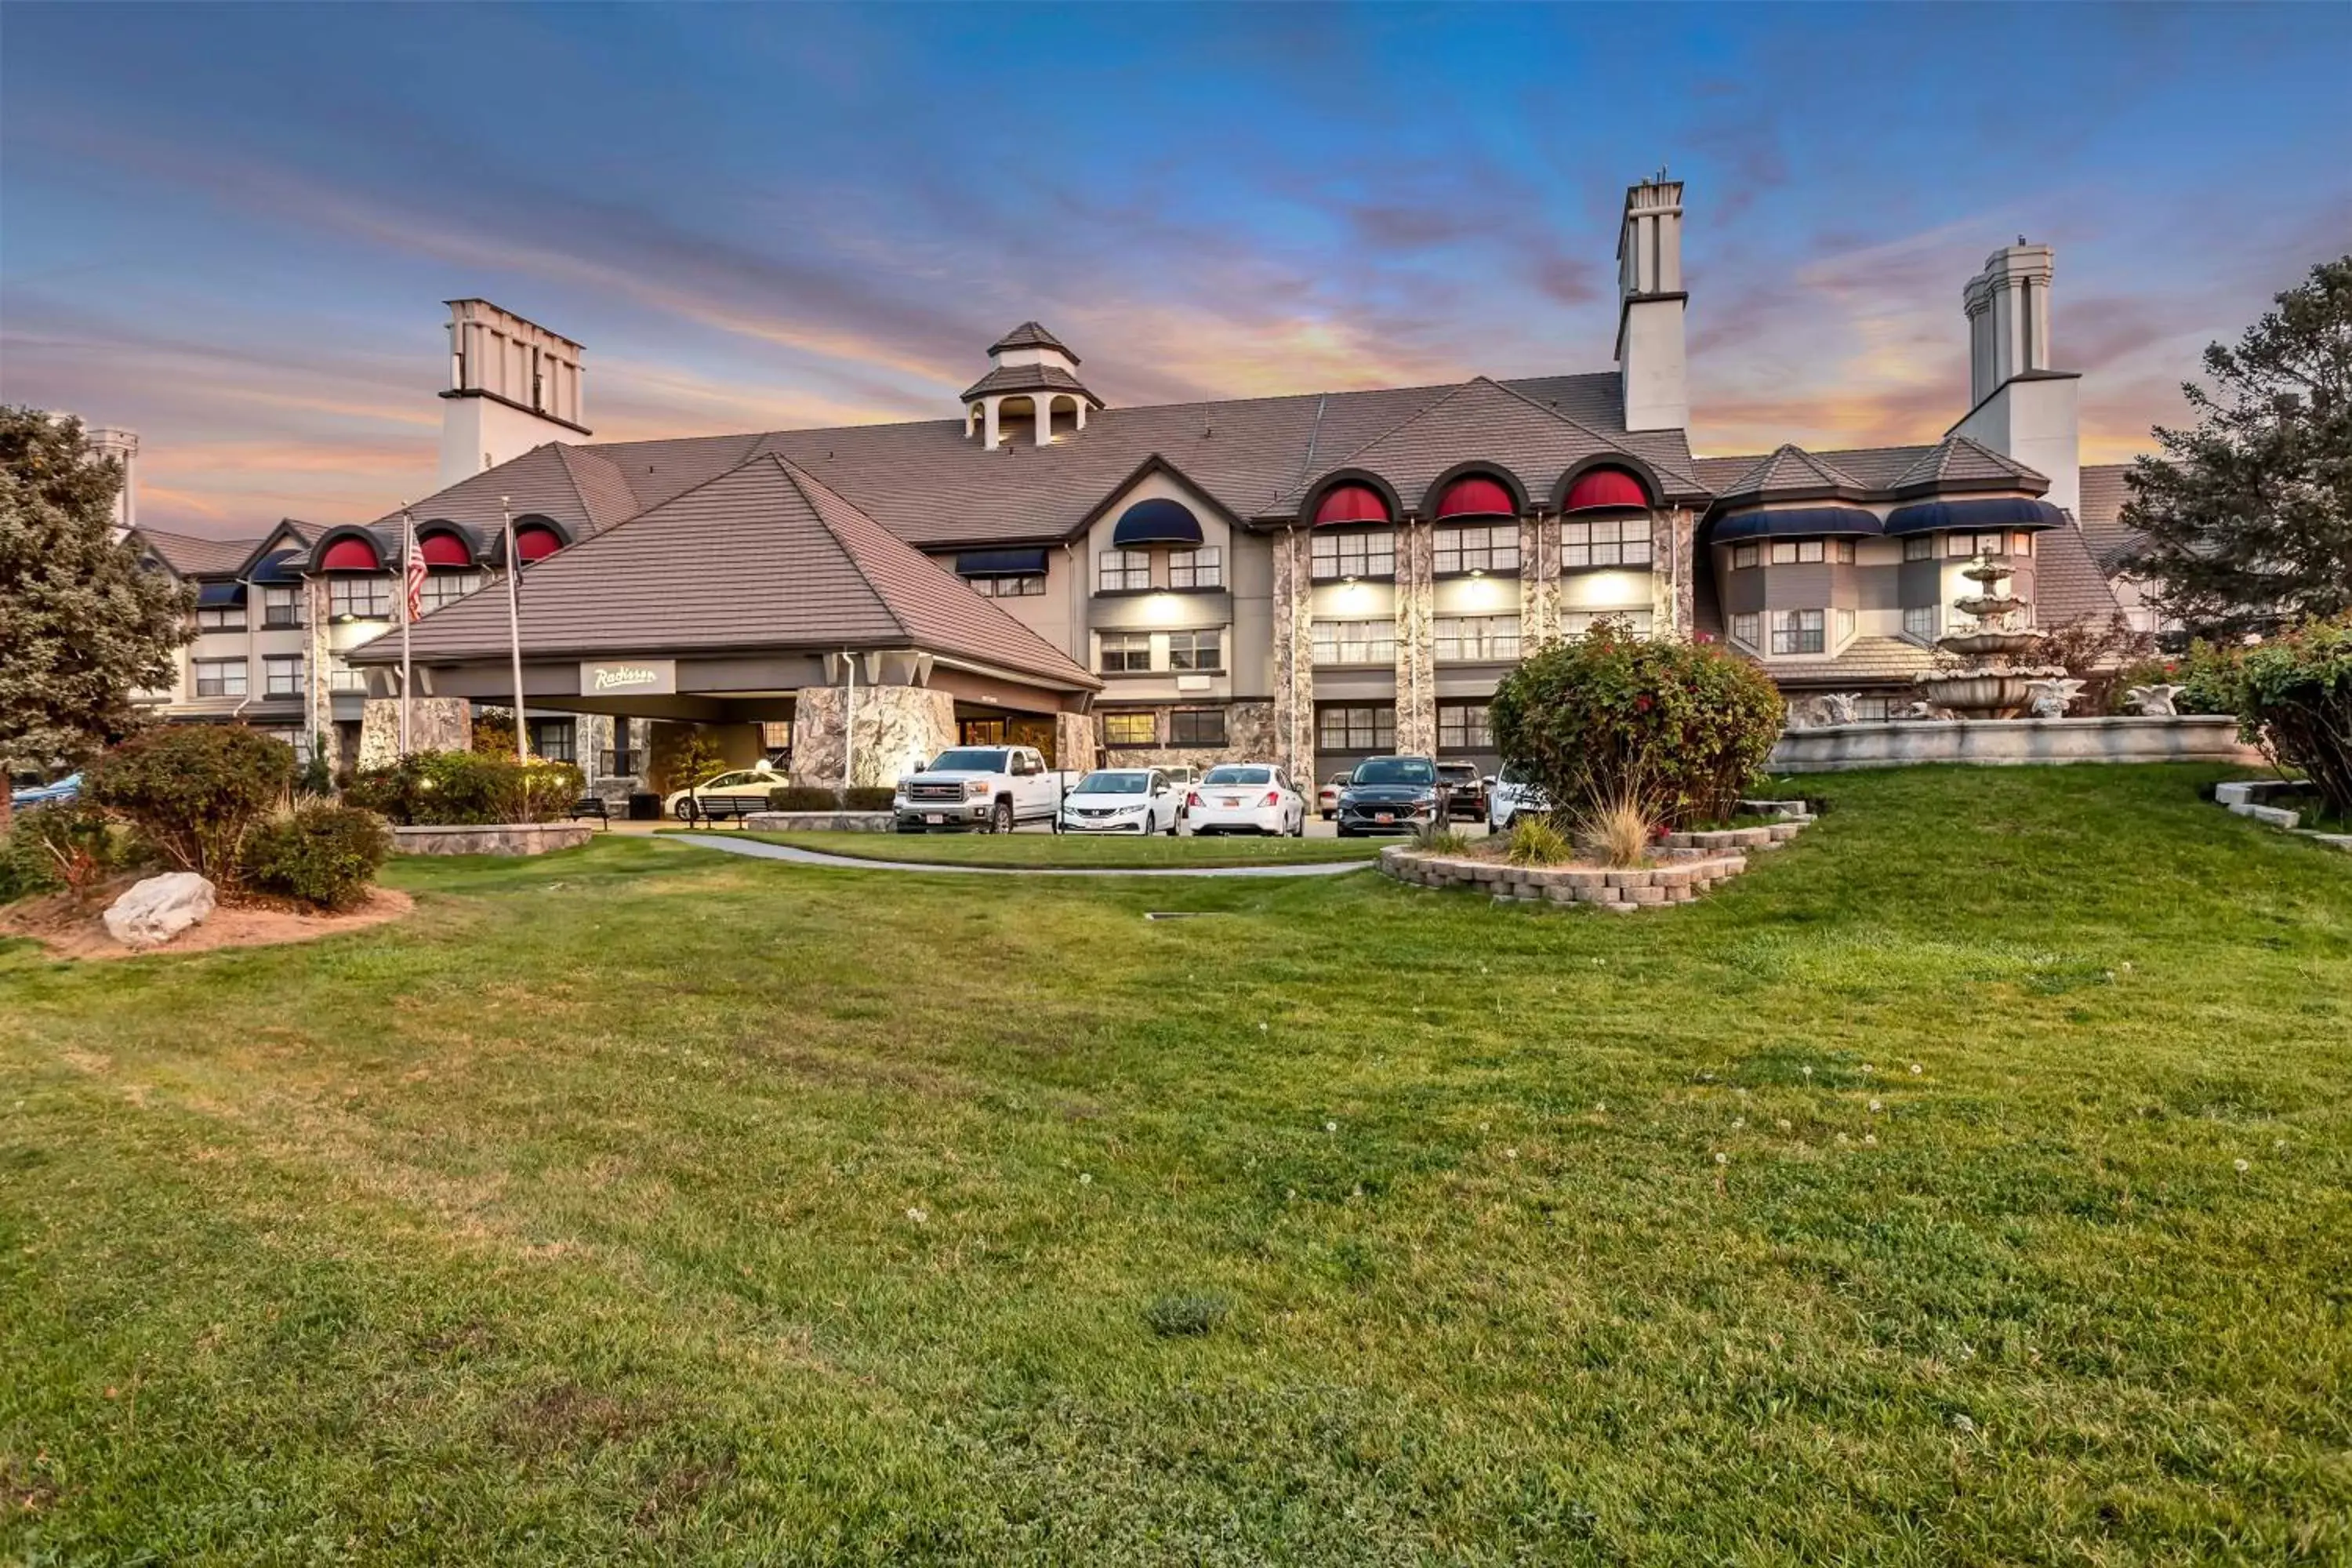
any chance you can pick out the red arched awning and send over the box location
[1435,475,1516,518]
[319,537,381,572]
[1563,466,1651,513]
[418,532,472,567]
[1312,483,1390,526]
[514,524,563,562]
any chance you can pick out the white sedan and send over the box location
[666,764,785,821]
[1182,763,1308,837]
[1058,768,1181,834]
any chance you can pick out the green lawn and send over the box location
[4,764,2348,1564]
[683,826,1388,869]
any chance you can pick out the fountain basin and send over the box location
[1915,665,2068,719]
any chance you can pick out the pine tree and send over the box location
[0,408,192,829]
[2120,256,2352,638]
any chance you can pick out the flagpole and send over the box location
[399,505,414,758]
[502,496,530,766]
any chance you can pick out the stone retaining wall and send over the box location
[742,811,895,833]
[1380,808,1815,909]
[2213,779,2352,853]
[1769,714,2259,773]
[392,823,593,856]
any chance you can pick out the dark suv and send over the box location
[1335,756,1444,837]
[1435,761,1487,821]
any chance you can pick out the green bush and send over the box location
[347,750,584,826]
[240,804,391,911]
[843,786,896,811]
[1504,815,1573,867]
[768,785,842,812]
[1488,625,1784,829]
[2183,613,2352,815]
[84,725,293,884]
[1,800,143,904]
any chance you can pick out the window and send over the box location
[2011,532,2036,557]
[1318,703,1396,752]
[418,571,483,615]
[1732,543,1760,570]
[971,572,1045,597]
[528,718,576,763]
[1102,712,1156,747]
[263,655,304,697]
[197,604,245,631]
[1903,604,1940,640]
[1433,524,1519,575]
[758,721,792,764]
[264,727,307,753]
[1835,538,1857,564]
[1560,609,1653,638]
[1769,539,1826,564]
[1167,630,1223,672]
[1947,531,2009,558]
[193,659,246,698]
[1310,528,1395,581]
[1769,609,1826,655]
[1433,615,1522,661]
[1170,708,1226,746]
[1902,535,1933,562]
[1311,619,1395,665]
[1098,549,1152,592]
[1561,517,1651,568]
[1730,612,1760,651]
[1438,700,1492,750]
[328,576,391,619]
[262,586,304,628]
[328,656,367,694]
[1168,547,1221,589]
[1835,608,1856,646]
[1098,632,1152,673]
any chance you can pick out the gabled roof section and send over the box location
[1888,434,2045,497]
[1265,376,1706,517]
[2075,462,2145,574]
[376,441,630,550]
[1715,444,1871,506]
[229,518,320,579]
[132,528,266,579]
[989,321,1076,360]
[362,452,1098,691]
[960,362,1096,403]
[2031,514,2124,626]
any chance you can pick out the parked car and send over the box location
[1334,756,1444,837]
[1436,760,1487,821]
[666,761,786,821]
[1058,768,1181,835]
[893,745,1062,832]
[1317,772,1348,820]
[1487,765,1547,832]
[8,772,81,811]
[1156,764,1199,823]
[1184,763,1307,837]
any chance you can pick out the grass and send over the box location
[4,763,2350,1564]
[678,827,1387,869]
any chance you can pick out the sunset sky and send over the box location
[5,3,2347,538]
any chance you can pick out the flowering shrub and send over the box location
[1488,623,1784,829]
[347,750,583,825]
[2183,613,2352,814]
[84,724,292,884]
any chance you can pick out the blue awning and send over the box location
[1110,499,1204,548]
[1886,497,2067,536]
[249,549,305,584]
[956,547,1050,577]
[195,581,247,607]
[1712,506,1884,543]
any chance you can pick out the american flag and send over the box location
[403,511,428,622]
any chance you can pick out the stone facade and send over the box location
[1650,507,1697,638]
[1519,515,1562,648]
[742,811,895,833]
[357,696,473,770]
[1392,521,1437,755]
[1053,711,1098,776]
[392,823,593,855]
[789,684,956,790]
[1268,528,1317,778]
[1095,699,1279,772]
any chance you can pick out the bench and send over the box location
[568,797,610,829]
[684,795,762,826]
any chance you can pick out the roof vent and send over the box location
[963,321,1102,451]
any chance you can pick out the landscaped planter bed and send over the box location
[1381,808,1816,909]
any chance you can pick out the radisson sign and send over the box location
[579,659,677,696]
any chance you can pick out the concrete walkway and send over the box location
[666,833,1377,878]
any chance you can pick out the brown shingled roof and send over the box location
[2032,518,2123,628]
[1714,444,1871,505]
[1888,434,2045,496]
[2075,462,2144,573]
[132,528,267,578]
[958,362,1097,403]
[988,321,1076,360]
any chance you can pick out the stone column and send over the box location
[1269,528,1317,777]
[790,684,956,791]
[1392,520,1437,755]
[358,696,472,769]
[1051,711,1097,775]
[1651,507,1697,639]
[304,577,334,746]
[1520,513,1562,648]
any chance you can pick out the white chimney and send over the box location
[437,299,589,490]
[1615,176,1689,434]
[1951,241,2079,514]
[86,426,139,534]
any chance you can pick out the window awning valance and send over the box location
[1563,466,1652,513]
[196,582,247,607]
[1110,499,1204,548]
[1885,497,2067,536]
[249,550,304,584]
[956,547,1050,577]
[1712,506,1885,542]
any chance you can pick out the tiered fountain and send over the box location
[1914,554,2067,719]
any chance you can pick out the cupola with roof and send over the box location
[962,321,1102,451]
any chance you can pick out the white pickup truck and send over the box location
[892,745,1063,833]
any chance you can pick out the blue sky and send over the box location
[4,2,2347,535]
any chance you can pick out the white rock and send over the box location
[102,872,217,949]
